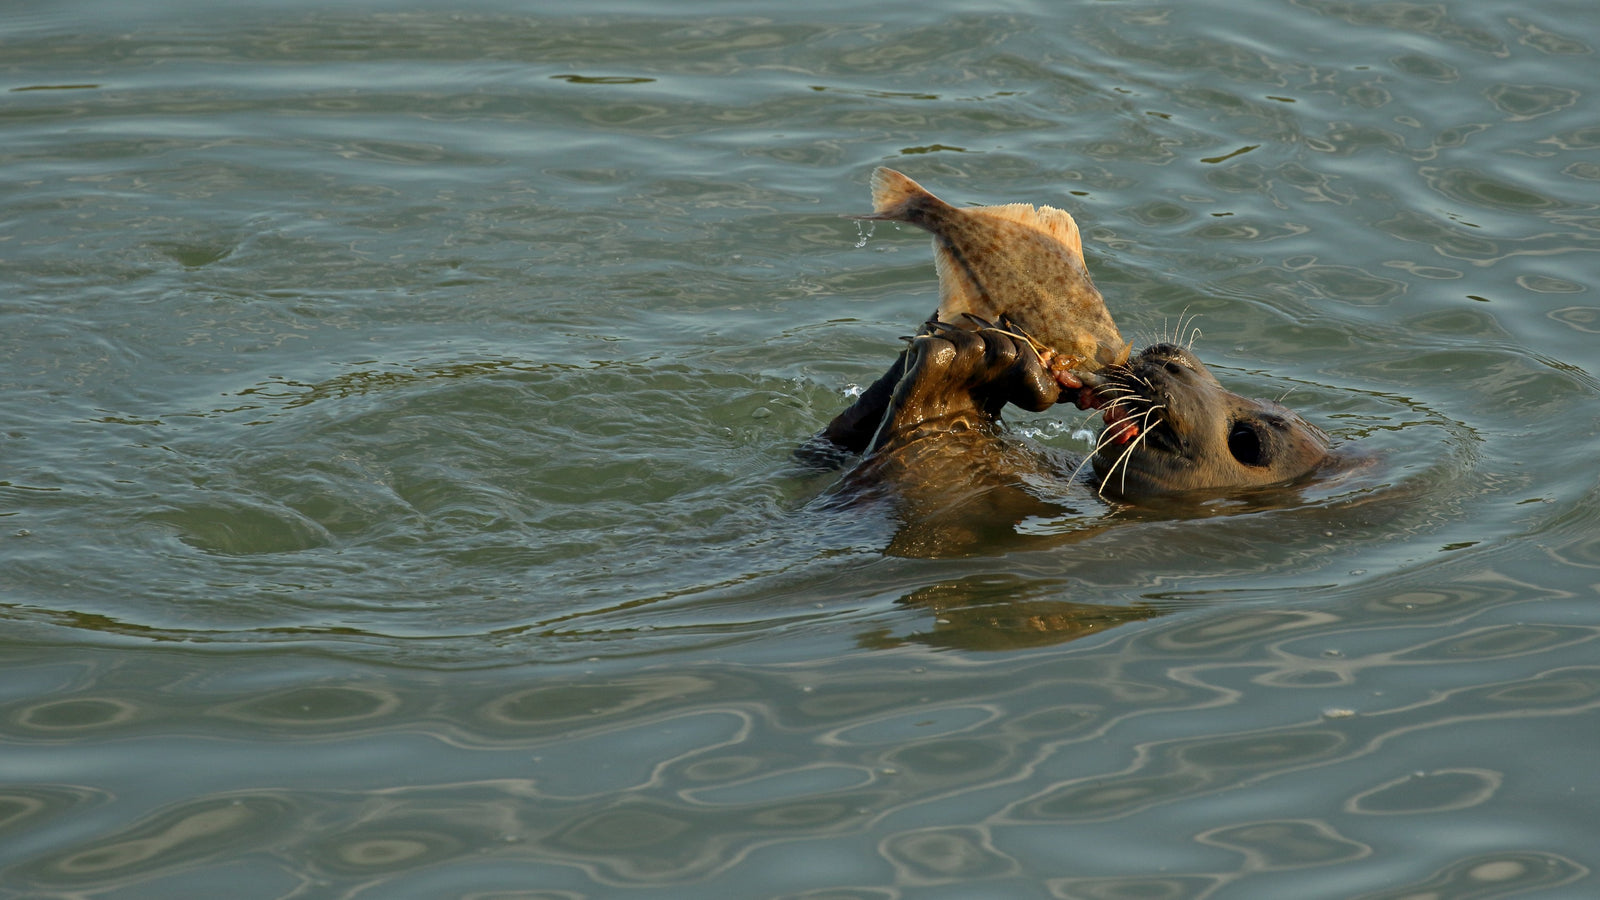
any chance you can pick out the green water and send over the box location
[4,0,1599,896]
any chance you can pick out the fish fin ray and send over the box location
[863,166,950,223]
[973,202,1085,258]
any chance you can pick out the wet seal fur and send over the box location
[798,325,1080,557]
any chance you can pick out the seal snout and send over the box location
[1094,343,1205,448]
[1131,343,1202,384]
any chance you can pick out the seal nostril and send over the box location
[1164,361,1183,375]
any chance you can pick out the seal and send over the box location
[1090,342,1334,497]
[805,329,1334,501]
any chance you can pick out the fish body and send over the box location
[856,167,1129,379]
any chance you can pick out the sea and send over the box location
[3,0,1599,897]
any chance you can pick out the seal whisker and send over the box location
[1072,398,1166,492]
[1119,430,1160,495]
[1159,308,1203,353]
[1162,307,1190,346]
[1066,400,1139,483]
[1099,419,1159,496]
[1110,404,1168,495]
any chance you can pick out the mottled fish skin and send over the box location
[855,167,1129,379]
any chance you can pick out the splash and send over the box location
[1014,420,1100,447]
[853,219,875,249]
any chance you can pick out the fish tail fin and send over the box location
[855,167,948,224]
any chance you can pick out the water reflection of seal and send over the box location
[802,327,1334,502]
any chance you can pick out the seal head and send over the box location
[1091,343,1332,497]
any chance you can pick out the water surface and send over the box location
[3,0,1599,897]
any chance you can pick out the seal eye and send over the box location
[1228,421,1269,467]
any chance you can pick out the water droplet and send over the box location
[853,220,875,248]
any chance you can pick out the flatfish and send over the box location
[854,167,1129,382]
